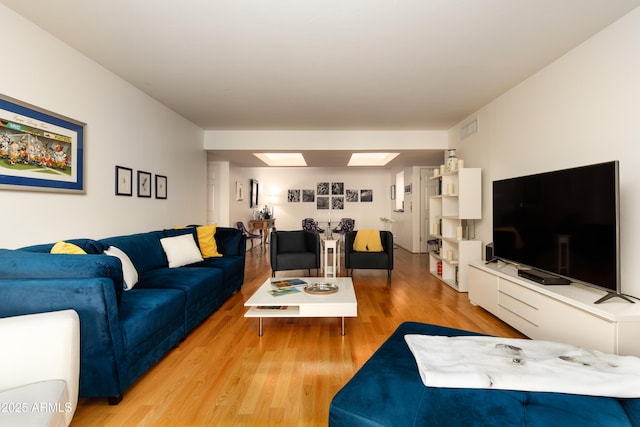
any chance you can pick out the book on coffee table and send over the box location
[270,279,307,289]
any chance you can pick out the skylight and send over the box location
[253,153,307,167]
[347,152,399,166]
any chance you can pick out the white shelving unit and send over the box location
[468,261,640,356]
[428,168,482,292]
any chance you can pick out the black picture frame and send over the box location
[250,179,259,207]
[115,166,133,196]
[332,196,344,209]
[155,174,167,199]
[288,189,301,202]
[317,182,329,195]
[137,170,152,198]
[302,189,315,202]
[331,182,344,195]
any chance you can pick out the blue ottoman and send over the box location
[329,322,640,427]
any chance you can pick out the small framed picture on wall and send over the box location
[303,189,315,202]
[156,175,167,199]
[332,196,344,210]
[317,196,329,210]
[250,179,259,208]
[115,166,133,196]
[317,182,330,195]
[137,170,152,198]
[288,189,301,202]
[331,182,344,195]
[236,181,245,201]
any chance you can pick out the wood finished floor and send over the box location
[71,246,524,427]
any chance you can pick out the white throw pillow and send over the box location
[160,234,203,268]
[104,246,139,291]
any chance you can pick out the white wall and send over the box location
[228,164,254,227]
[449,7,640,297]
[0,5,206,248]
[207,161,230,226]
[226,166,393,234]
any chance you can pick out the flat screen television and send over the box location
[492,161,629,303]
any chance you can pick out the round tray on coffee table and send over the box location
[304,283,339,295]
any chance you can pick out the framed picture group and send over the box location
[115,165,167,199]
[287,182,373,210]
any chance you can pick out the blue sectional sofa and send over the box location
[0,226,245,403]
[329,322,640,427]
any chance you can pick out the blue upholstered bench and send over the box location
[329,322,640,427]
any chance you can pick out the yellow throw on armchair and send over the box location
[352,229,384,252]
[345,230,394,280]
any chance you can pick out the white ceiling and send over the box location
[206,149,445,168]
[3,0,639,167]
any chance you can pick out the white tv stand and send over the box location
[468,261,640,356]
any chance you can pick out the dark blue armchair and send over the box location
[345,230,394,280]
[270,230,321,277]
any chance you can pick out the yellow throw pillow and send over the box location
[353,230,383,252]
[196,224,222,258]
[50,240,87,255]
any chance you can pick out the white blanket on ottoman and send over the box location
[404,335,640,398]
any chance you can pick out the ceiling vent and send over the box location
[460,119,479,140]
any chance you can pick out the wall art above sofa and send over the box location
[0,94,85,193]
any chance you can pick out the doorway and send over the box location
[420,167,439,253]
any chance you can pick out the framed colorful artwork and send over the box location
[0,94,85,193]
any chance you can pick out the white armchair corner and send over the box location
[0,310,80,427]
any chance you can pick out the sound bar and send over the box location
[517,269,571,285]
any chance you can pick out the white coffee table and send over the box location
[244,277,357,336]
